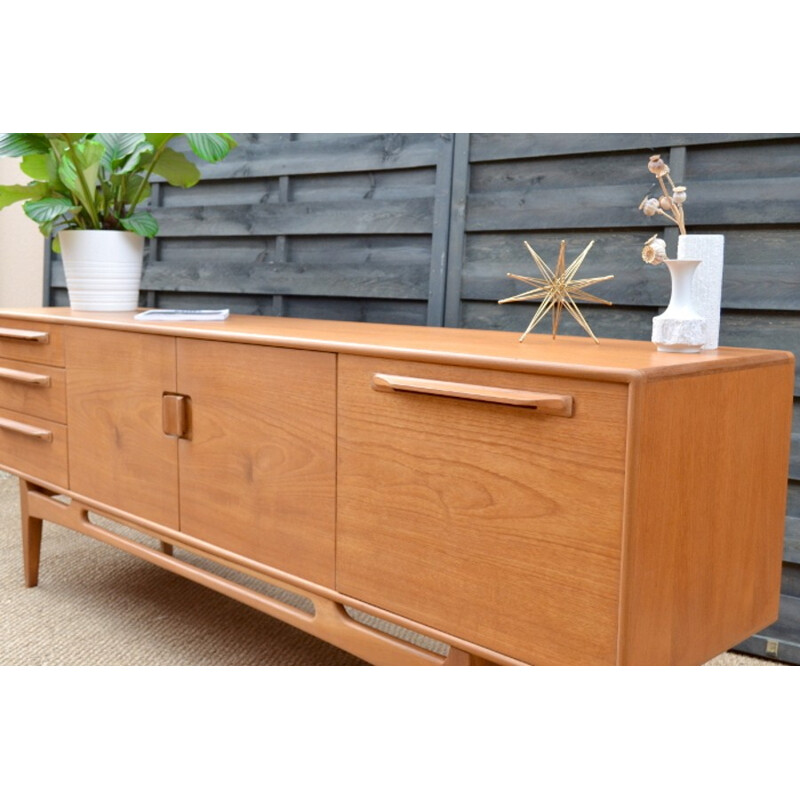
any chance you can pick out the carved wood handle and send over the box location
[371,373,573,416]
[0,366,51,386]
[0,326,49,343]
[163,393,190,438]
[0,416,53,441]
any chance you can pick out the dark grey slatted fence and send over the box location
[43,132,800,664]
[48,133,455,326]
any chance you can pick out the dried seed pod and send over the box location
[640,197,660,217]
[641,235,667,264]
[648,154,670,177]
[672,186,687,204]
[659,195,673,210]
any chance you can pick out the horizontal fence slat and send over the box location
[464,177,800,232]
[468,133,799,162]
[154,199,435,236]
[460,301,656,342]
[149,292,427,326]
[169,133,448,181]
[140,260,430,299]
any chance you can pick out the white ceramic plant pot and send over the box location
[59,230,144,312]
[652,259,707,353]
[677,234,725,350]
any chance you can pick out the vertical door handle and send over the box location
[162,393,190,438]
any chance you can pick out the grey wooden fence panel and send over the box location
[48,133,455,327]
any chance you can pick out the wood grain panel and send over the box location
[337,355,629,665]
[0,318,64,366]
[177,340,337,588]
[0,357,65,423]
[65,327,179,528]
[0,408,68,487]
[620,360,795,665]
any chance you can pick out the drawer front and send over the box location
[337,355,629,665]
[0,407,68,487]
[0,357,66,423]
[0,318,64,367]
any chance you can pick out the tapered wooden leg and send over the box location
[19,479,43,588]
[161,542,174,556]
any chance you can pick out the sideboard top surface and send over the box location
[0,308,791,384]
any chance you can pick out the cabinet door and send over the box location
[337,355,629,665]
[177,340,337,588]
[65,327,179,528]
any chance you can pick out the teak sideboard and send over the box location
[0,308,793,666]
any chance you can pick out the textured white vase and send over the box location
[652,259,707,353]
[59,230,144,312]
[677,234,725,350]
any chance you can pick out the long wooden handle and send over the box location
[0,326,49,343]
[371,373,573,416]
[0,416,53,441]
[0,366,51,386]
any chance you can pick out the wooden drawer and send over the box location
[0,407,68,487]
[336,355,629,665]
[0,357,66,423]
[0,319,64,367]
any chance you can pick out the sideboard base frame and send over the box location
[18,479,514,666]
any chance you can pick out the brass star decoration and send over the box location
[498,239,614,343]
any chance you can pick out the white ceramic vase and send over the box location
[651,259,707,353]
[58,230,144,312]
[677,234,725,350]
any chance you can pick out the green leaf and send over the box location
[0,183,46,211]
[119,210,158,237]
[23,196,75,223]
[20,153,51,181]
[123,174,151,205]
[149,146,201,187]
[184,133,236,163]
[95,133,153,174]
[0,133,50,157]
[145,133,176,149]
[58,140,104,219]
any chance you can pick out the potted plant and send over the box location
[0,133,237,311]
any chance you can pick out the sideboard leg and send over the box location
[19,480,43,588]
[160,541,174,557]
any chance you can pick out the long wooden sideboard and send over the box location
[0,308,793,665]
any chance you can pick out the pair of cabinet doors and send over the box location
[65,327,337,588]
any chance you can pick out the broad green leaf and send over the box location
[119,210,159,237]
[123,174,151,205]
[150,147,201,187]
[185,133,236,163]
[0,133,50,157]
[95,133,153,174]
[23,196,75,223]
[58,140,104,219]
[20,153,50,181]
[0,183,46,211]
[145,133,176,149]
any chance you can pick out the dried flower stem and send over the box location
[656,172,686,235]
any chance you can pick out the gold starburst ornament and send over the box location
[498,239,614,343]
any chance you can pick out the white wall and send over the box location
[0,157,46,307]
